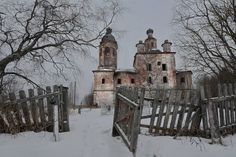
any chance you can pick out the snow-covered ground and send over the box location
[0,109,235,157]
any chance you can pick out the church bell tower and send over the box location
[98,28,118,70]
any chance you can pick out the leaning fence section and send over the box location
[0,85,69,134]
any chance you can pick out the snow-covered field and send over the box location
[0,109,235,157]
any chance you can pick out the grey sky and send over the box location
[1,0,179,103]
[78,0,180,103]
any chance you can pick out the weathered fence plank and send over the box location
[155,90,170,135]
[163,90,176,135]
[169,90,182,135]
[28,89,39,129]
[19,90,31,129]
[37,88,46,128]
[200,86,209,137]
[149,89,162,133]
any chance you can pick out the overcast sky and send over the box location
[77,0,180,103]
[1,0,179,103]
[113,0,178,69]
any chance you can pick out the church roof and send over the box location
[115,69,137,74]
[101,28,117,44]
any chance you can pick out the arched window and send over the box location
[105,47,110,56]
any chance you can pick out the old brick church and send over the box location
[93,28,192,106]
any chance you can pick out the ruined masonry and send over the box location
[93,28,192,106]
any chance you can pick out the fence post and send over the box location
[205,85,221,144]
[46,86,53,131]
[61,86,69,132]
[51,95,59,142]
[200,86,209,137]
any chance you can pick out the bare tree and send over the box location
[0,0,121,93]
[174,0,236,78]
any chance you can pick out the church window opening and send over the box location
[181,77,185,83]
[148,77,152,84]
[162,64,167,71]
[157,61,161,66]
[147,64,152,71]
[131,78,135,84]
[151,42,154,47]
[105,47,110,56]
[102,78,105,84]
[163,76,168,83]
[117,79,121,84]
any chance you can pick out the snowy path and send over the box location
[0,109,235,157]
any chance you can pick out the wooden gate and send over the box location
[0,85,69,134]
[112,87,144,153]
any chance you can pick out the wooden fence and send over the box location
[114,83,236,151]
[140,83,236,142]
[0,85,69,134]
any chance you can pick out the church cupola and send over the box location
[161,40,172,52]
[98,28,118,70]
[144,28,157,51]
[136,40,145,53]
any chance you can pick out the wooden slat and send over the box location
[163,90,176,135]
[234,83,236,133]
[149,89,161,133]
[176,90,190,132]
[218,84,225,127]
[181,91,198,135]
[200,86,209,136]
[19,90,31,129]
[169,90,182,135]
[28,89,39,129]
[223,84,230,133]
[229,84,235,134]
[38,88,46,128]
[206,85,221,144]
[155,89,169,135]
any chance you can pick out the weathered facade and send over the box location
[93,28,192,106]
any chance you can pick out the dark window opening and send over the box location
[151,42,154,47]
[105,47,110,56]
[163,76,168,83]
[102,78,105,84]
[131,78,135,84]
[162,64,167,71]
[117,79,121,84]
[181,77,185,83]
[148,77,152,84]
[157,61,161,66]
[147,64,152,71]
